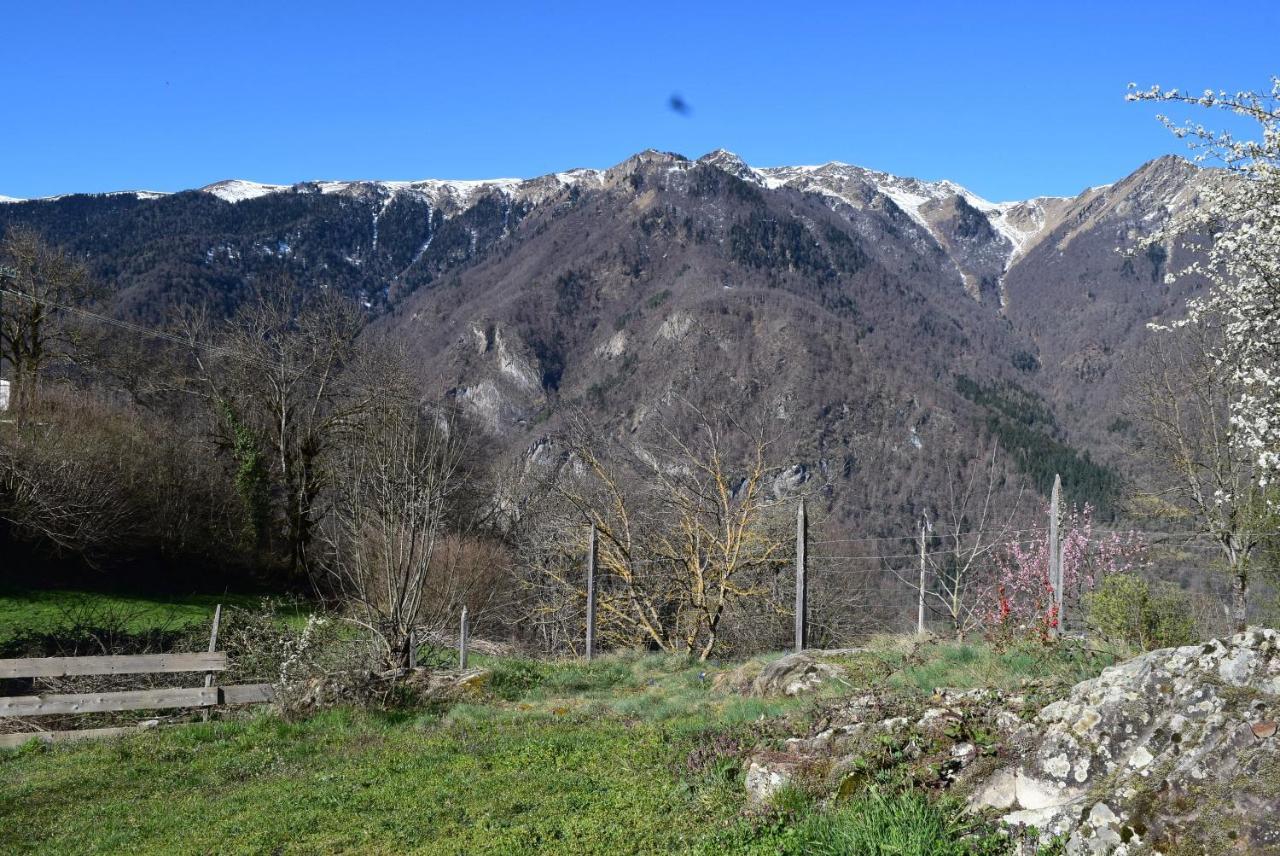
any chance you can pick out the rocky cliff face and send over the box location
[999,155,1212,455]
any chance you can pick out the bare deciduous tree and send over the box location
[0,228,97,410]
[182,282,378,576]
[1129,319,1268,630]
[524,406,792,660]
[0,392,136,562]
[319,401,480,669]
[896,442,1025,640]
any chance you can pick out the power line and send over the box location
[810,526,1048,546]
[0,286,249,362]
[812,528,1278,552]
[806,537,1052,563]
[0,286,340,378]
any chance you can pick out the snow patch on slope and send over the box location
[757,161,1066,270]
[554,168,604,186]
[1,190,168,204]
[406,178,522,204]
[201,179,288,203]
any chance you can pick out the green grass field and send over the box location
[0,588,307,647]
[3,708,746,854]
[0,602,1110,854]
[0,649,1034,855]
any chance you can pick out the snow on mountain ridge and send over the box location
[201,179,288,203]
[0,190,170,204]
[11,154,1170,291]
[754,159,1082,294]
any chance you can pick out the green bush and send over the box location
[1084,574,1198,651]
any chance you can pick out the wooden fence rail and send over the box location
[0,683,273,718]
[0,723,159,749]
[0,652,227,679]
[0,604,274,749]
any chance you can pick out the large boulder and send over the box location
[972,628,1280,854]
[751,653,845,697]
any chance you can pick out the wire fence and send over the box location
[795,508,1269,647]
[565,484,1273,659]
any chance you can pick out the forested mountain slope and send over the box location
[0,150,1211,532]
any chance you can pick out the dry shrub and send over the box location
[0,385,248,574]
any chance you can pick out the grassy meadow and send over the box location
[0,591,1115,854]
[0,588,307,648]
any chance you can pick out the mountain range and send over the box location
[0,150,1211,533]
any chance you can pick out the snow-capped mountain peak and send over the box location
[4,152,1195,313]
[753,160,1088,302]
[696,149,761,184]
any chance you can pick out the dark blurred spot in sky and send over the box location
[668,94,691,116]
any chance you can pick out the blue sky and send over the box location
[3,1,1277,201]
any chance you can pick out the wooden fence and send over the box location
[0,606,274,748]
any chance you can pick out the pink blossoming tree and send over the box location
[989,504,1146,642]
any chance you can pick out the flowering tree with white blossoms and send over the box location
[1128,79,1280,628]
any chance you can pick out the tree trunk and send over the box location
[1224,538,1249,633]
[1230,565,1248,633]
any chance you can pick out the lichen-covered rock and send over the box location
[288,666,492,714]
[749,687,1023,805]
[403,667,492,700]
[750,653,845,697]
[744,750,816,804]
[973,628,1280,854]
[290,669,384,713]
[710,661,763,695]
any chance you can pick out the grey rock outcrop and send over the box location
[290,666,491,715]
[744,686,1025,807]
[973,628,1280,855]
[751,653,845,698]
[745,750,816,804]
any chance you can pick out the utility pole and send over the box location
[917,521,927,636]
[1049,474,1062,637]
[585,524,597,662]
[459,606,470,669]
[0,266,14,412]
[795,498,808,653]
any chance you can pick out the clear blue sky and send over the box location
[3,1,1277,201]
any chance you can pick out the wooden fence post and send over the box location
[795,498,808,653]
[1049,474,1062,636]
[585,524,597,662]
[202,604,221,721]
[459,607,469,670]
[917,524,927,636]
